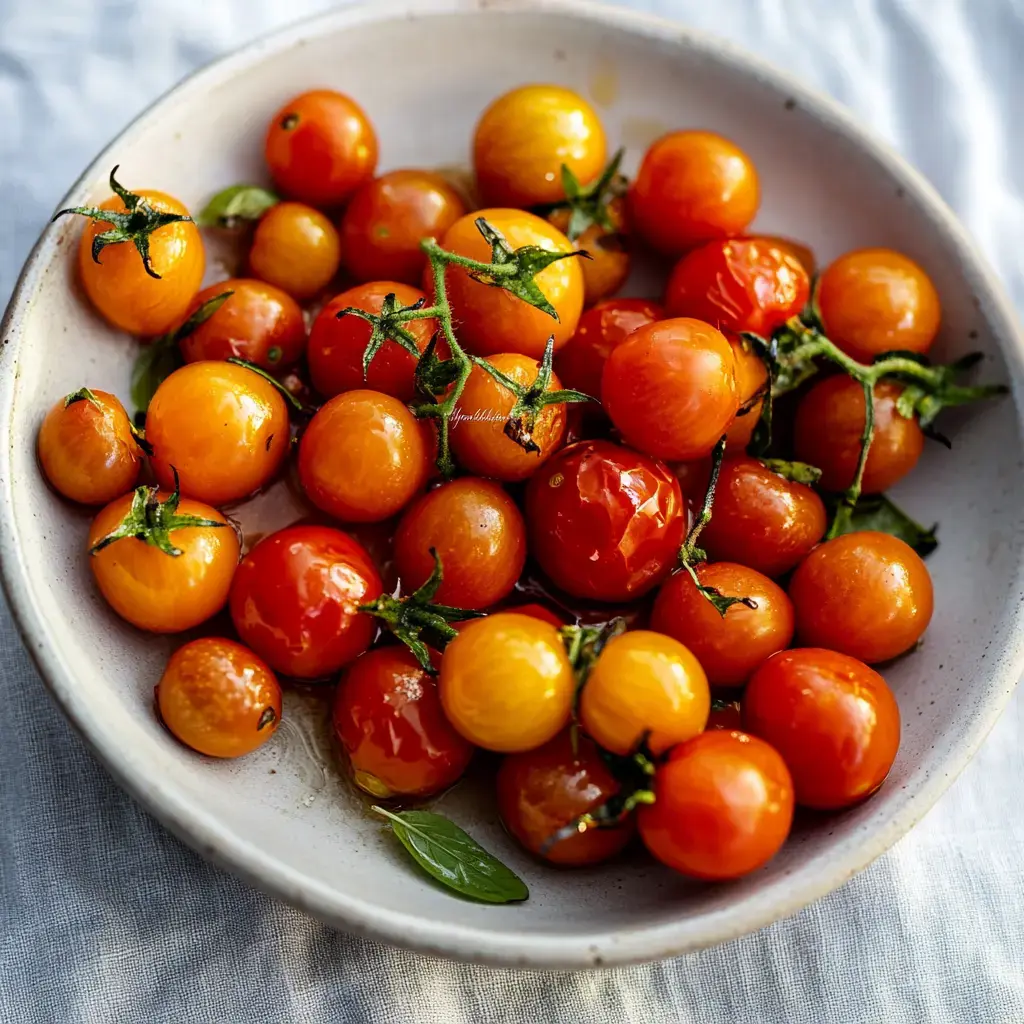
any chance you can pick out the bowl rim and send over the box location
[3,0,1024,970]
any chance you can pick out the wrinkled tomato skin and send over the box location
[333,647,474,799]
[249,202,342,301]
[743,648,901,810]
[547,198,629,306]
[229,525,382,680]
[525,439,686,602]
[497,732,635,866]
[754,235,816,276]
[723,332,769,451]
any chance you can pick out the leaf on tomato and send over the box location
[197,184,279,228]
[826,493,938,556]
[130,336,182,415]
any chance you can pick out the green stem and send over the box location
[827,378,875,539]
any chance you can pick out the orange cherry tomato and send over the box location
[435,209,584,358]
[333,646,474,798]
[178,278,306,370]
[473,84,607,208]
[37,388,143,505]
[249,202,341,300]
[264,89,378,207]
[788,531,934,664]
[744,648,900,809]
[794,376,924,494]
[393,477,526,610]
[818,248,941,363]
[439,612,574,752]
[146,361,289,507]
[579,630,710,755]
[298,390,429,523]
[602,318,738,462]
[547,197,629,306]
[497,732,635,867]
[628,130,760,256]
[450,352,567,482]
[341,169,467,284]
[157,637,281,758]
[637,731,794,880]
[723,332,769,451]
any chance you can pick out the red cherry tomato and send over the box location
[723,332,769,451]
[707,699,742,731]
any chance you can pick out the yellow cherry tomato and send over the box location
[249,201,341,300]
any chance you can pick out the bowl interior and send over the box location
[3,0,1024,968]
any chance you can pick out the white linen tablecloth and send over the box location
[2,0,1023,1020]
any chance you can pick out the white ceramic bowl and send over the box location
[2,0,1023,970]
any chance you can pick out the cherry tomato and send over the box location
[794,376,924,494]
[157,637,281,758]
[707,699,742,731]
[473,84,607,208]
[229,524,382,680]
[249,202,341,300]
[38,389,143,505]
[333,646,473,798]
[439,612,574,752]
[555,297,664,399]
[298,390,429,523]
[75,190,204,337]
[650,563,795,687]
[393,477,526,610]
[637,731,793,880]
[307,281,438,404]
[723,332,769,451]
[341,169,467,284]
[754,234,816,276]
[88,491,239,633]
[548,198,629,306]
[628,131,760,256]
[435,209,584,358]
[264,89,378,207]
[497,732,634,866]
[743,648,900,809]
[525,439,685,602]
[788,531,933,664]
[504,603,567,628]
[178,278,306,370]
[602,318,739,462]
[579,630,709,755]
[700,456,828,578]
[818,248,941,363]
[664,238,810,336]
[450,352,567,482]
[147,361,289,507]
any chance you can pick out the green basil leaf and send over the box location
[131,336,182,415]
[827,493,938,556]
[373,806,528,904]
[197,184,279,228]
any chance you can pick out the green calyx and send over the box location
[197,184,279,228]
[63,387,101,409]
[544,148,627,242]
[335,291,426,382]
[52,166,192,280]
[758,458,822,485]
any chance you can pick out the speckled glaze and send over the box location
[2,0,1023,970]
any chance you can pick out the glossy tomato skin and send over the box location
[473,85,607,208]
[179,278,306,370]
[249,202,341,300]
[788,532,934,664]
[264,89,378,207]
[723,332,770,451]
[229,524,382,679]
[665,238,810,336]
[157,638,281,758]
[435,209,584,359]
[794,376,924,495]
[76,191,204,337]
[394,477,526,610]
[580,630,710,755]
[341,169,467,284]
[147,361,290,507]
[38,390,143,505]
[526,439,685,602]
[650,563,795,687]
[440,613,575,752]
[602,318,739,462]
[555,297,664,399]
[88,492,239,633]
[818,248,941,363]
[450,352,567,482]
[700,456,828,578]
[755,235,816,276]
[743,648,900,809]
[333,646,474,799]
[547,198,629,306]
[628,131,760,256]
[497,731,635,866]
[637,731,794,880]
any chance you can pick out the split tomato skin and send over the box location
[229,524,383,680]
[743,648,901,810]
[333,646,474,799]
[249,202,341,300]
